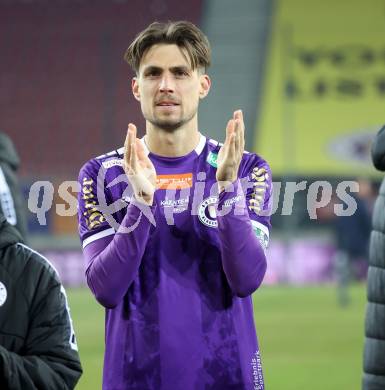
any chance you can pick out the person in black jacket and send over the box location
[362,124,385,389]
[0,212,82,389]
[333,179,372,306]
[0,132,27,239]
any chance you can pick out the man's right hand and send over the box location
[123,123,157,205]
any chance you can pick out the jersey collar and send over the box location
[117,134,206,157]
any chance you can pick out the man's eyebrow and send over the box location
[142,65,192,73]
[170,65,191,72]
[142,65,162,73]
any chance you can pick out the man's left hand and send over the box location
[216,110,245,192]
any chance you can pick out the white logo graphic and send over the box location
[251,350,264,390]
[0,167,17,226]
[0,282,7,306]
[251,221,270,250]
[102,158,123,169]
[161,196,189,214]
[198,197,218,228]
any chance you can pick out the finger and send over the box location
[237,118,245,158]
[234,119,240,156]
[136,139,146,161]
[128,123,138,172]
[229,131,236,161]
[135,138,152,169]
[124,126,132,170]
[234,109,243,121]
[129,142,138,173]
[128,123,137,140]
[225,119,235,146]
[234,110,245,156]
[239,111,245,154]
[240,122,245,156]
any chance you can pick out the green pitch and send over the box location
[68,284,366,390]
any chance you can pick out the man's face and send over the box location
[132,44,210,131]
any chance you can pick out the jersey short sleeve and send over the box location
[78,159,115,248]
[240,154,273,250]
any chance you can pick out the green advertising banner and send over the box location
[256,0,385,176]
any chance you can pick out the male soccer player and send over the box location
[78,21,271,390]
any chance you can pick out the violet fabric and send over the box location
[78,136,272,390]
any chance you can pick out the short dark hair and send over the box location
[124,21,211,73]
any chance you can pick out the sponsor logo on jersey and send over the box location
[251,350,264,390]
[156,173,193,189]
[0,282,7,306]
[223,195,242,207]
[206,152,218,168]
[161,196,189,213]
[198,196,218,228]
[102,159,123,169]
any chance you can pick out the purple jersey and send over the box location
[78,135,272,390]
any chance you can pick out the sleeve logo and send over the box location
[251,221,270,250]
[249,167,269,214]
[82,177,106,229]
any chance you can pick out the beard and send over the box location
[149,117,184,132]
[146,107,197,133]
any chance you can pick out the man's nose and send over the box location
[159,74,174,93]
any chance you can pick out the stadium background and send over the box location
[1,0,384,388]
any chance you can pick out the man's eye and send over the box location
[175,70,188,77]
[146,70,160,77]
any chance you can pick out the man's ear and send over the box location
[199,74,211,99]
[132,77,140,101]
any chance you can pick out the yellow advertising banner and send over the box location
[256,0,385,176]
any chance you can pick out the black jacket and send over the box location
[363,125,385,389]
[0,215,82,389]
[0,132,27,239]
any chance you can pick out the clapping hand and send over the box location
[123,124,157,205]
[216,110,245,192]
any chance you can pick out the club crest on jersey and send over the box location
[198,196,218,228]
[0,282,7,306]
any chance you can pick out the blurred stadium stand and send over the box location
[0,0,203,179]
[199,0,273,148]
[0,0,203,252]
